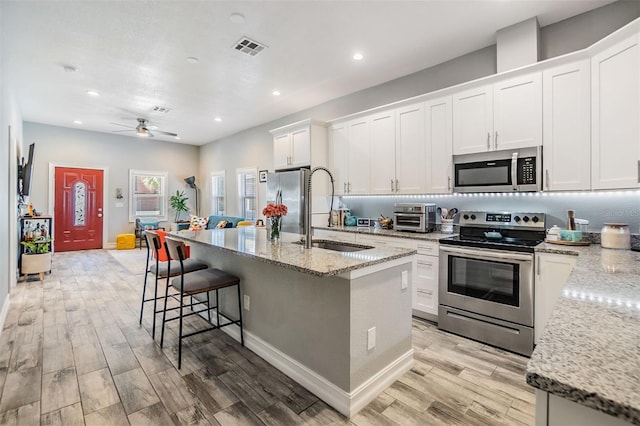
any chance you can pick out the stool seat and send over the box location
[150,259,207,278]
[171,268,239,295]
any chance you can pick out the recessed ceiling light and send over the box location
[186,57,199,64]
[73,120,82,125]
[229,13,245,24]
[86,90,100,96]
[272,90,281,96]
[353,52,364,61]
[214,117,222,122]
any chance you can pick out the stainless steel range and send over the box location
[438,211,545,356]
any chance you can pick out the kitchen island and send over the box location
[170,227,416,417]
[528,244,640,425]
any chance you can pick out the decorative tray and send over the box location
[544,239,591,246]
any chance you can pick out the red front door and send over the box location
[54,167,104,252]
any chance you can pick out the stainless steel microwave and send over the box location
[453,146,542,193]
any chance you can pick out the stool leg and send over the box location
[215,289,220,328]
[178,290,184,369]
[140,272,149,325]
[237,283,244,346]
[160,275,170,348]
[152,274,159,339]
[206,292,211,322]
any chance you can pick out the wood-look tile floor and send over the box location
[0,249,535,425]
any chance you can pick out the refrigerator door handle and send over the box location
[276,189,282,204]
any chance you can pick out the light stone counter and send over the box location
[528,244,640,424]
[313,225,456,242]
[171,227,415,277]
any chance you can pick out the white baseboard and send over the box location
[0,294,11,336]
[105,242,117,249]
[220,322,413,418]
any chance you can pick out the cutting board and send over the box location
[544,239,591,246]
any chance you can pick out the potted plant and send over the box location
[169,190,190,231]
[20,236,52,281]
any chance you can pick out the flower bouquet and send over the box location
[262,203,288,241]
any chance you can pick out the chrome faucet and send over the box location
[305,166,335,249]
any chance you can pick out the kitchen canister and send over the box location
[600,223,631,249]
[441,218,454,234]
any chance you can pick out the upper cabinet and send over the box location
[395,103,427,194]
[271,120,320,170]
[425,96,453,193]
[452,72,542,155]
[591,34,640,190]
[543,60,591,191]
[329,118,371,195]
[370,110,397,194]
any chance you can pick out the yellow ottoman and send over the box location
[116,233,136,250]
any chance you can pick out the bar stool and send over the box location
[140,230,207,338]
[161,236,244,369]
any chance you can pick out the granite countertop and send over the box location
[170,227,416,277]
[527,244,640,424]
[313,225,455,242]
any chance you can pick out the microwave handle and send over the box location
[511,152,518,191]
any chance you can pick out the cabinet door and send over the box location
[273,133,291,170]
[493,72,542,151]
[452,84,493,155]
[534,253,577,344]
[413,254,438,316]
[370,111,397,194]
[543,60,591,191]
[347,118,371,194]
[396,103,427,194]
[591,34,640,189]
[313,229,356,243]
[329,123,349,195]
[290,127,311,168]
[425,96,453,193]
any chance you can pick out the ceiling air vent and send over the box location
[152,105,171,114]
[233,36,267,56]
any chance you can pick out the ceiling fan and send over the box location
[110,118,177,138]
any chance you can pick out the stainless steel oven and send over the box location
[438,211,545,356]
[453,146,542,193]
[393,203,436,233]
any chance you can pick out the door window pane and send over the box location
[73,182,86,226]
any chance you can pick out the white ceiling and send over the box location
[2,0,614,146]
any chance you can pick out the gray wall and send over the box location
[199,1,640,220]
[23,122,200,244]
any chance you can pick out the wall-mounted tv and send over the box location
[18,143,35,197]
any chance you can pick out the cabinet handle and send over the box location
[487,132,490,150]
[495,131,498,150]
[348,182,351,193]
[536,259,540,276]
[343,182,347,193]
[637,160,640,183]
[417,289,433,296]
[545,169,550,189]
[417,261,433,266]
[448,176,451,191]
[391,179,394,192]
[395,179,399,192]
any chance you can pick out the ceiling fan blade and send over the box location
[112,129,135,133]
[155,130,178,137]
[110,122,135,129]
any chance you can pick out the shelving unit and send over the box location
[19,215,53,277]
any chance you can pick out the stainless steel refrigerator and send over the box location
[266,169,308,234]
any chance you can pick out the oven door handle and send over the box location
[439,245,533,262]
[511,152,518,191]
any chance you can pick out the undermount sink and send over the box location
[294,239,373,252]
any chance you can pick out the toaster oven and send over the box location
[393,203,436,233]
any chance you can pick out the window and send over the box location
[129,170,168,221]
[211,171,225,216]
[237,168,257,221]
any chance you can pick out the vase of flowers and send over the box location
[262,202,288,242]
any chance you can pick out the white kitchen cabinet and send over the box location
[329,122,349,195]
[413,241,439,320]
[534,253,577,344]
[369,110,397,194]
[425,96,453,193]
[591,34,640,189]
[452,72,542,155]
[493,72,542,151]
[543,60,591,191]
[355,234,416,251]
[452,84,493,155]
[270,119,327,170]
[313,229,356,243]
[395,103,427,194]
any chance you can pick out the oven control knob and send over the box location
[470,214,476,220]
[514,215,521,222]
[463,214,469,220]
[523,216,530,223]
[532,216,539,223]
